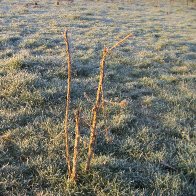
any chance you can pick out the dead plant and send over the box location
[63,28,133,175]
[63,29,72,177]
[71,109,80,182]
[85,33,133,172]
[85,47,108,171]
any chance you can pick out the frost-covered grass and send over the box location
[0,0,196,195]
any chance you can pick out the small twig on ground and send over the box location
[104,99,129,108]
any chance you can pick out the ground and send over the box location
[0,0,196,195]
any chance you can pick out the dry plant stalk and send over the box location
[109,34,133,52]
[62,29,133,174]
[85,47,108,171]
[63,29,72,177]
[85,33,133,172]
[71,110,80,182]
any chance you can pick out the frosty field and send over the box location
[0,0,196,195]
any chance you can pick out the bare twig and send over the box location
[85,33,133,172]
[85,47,108,171]
[104,99,129,108]
[63,29,72,177]
[109,34,133,52]
[71,109,80,182]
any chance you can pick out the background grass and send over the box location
[0,0,196,195]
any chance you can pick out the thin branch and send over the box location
[85,47,108,171]
[71,109,80,182]
[85,33,133,172]
[109,34,133,52]
[104,99,128,108]
[63,29,72,177]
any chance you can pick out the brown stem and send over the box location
[63,29,72,177]
[85,47,108,171]
[109,34,133,52]
[85,33,133,172]
[71,110,80,182]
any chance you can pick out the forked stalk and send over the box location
[85,47,108,171]
[62,29,133,173]
[85,34,133,172]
